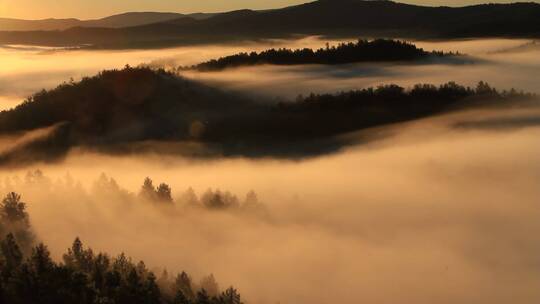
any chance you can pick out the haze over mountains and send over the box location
[0,12,215,31]
[1,0,540,48]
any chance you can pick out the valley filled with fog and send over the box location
[0,37,539,304]
[2,107,540,304]
[1,37,538,110]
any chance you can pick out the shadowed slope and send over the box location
[0,67,534,166]
[1,1,540,48]
[0,12,217,31]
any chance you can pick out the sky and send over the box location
[0,0,538,19]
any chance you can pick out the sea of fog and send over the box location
[0,37,539,304]
[0,37,538,110]
[1,107,540,304]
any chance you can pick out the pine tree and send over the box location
[181,187,199,207]
[0,193,35,253]
[143,272,162,304]
[124,268,142,303]
[200,274,219,297]
[92,253,111,292]
[174,271,194,300]
[174,290,191,304]
[195,289,212,304]
[156,183,173,204]
[63,237,94,273]
[0,233,22,277]
[0,193,28,224]
[219,287,242,304]
[29,243,55,275]
[140,177,156,201]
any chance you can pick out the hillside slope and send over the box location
[0,67,532,165]
[1,1,539,47]
[0,12,215,31]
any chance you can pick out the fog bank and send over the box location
[0,36,345,110]
[184,39,540,99]
[1,106,539,304]
[1,38,536,110]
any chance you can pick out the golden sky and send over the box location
[0,0,537,19]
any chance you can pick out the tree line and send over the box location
[187,39,461,71]
[203,81,535,148]
[0,170,265,215]
[136,176,263,212]
[0,67,535,164]
[0,191,245,304]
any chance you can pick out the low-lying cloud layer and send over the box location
[0,36,346,110]
[1,38,536,110]
[1,37,539,304]
[1,106,539,304]
[184,39,540,100]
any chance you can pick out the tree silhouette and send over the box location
[195,289,212,304]
[143,273,162,304]
[189,39,460,71]
[0,193,34,254]
[200,190,241,210]
[63,237,95,273]
[219,287,242,304]
[140,177,157,201]
[156,183,173,204]
[1,193,28,224]
[0,233,22,277]
[174,271,194,300]
[0,192,247,303]
[174,290,192,304]
[200,274,219,297]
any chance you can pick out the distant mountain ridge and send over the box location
[0,12,215,31]
[0,1,539,48]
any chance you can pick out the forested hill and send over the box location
[1,1,540,48]
[189,39,462,71]
[0,191,244,304]
[0,67,534,165]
